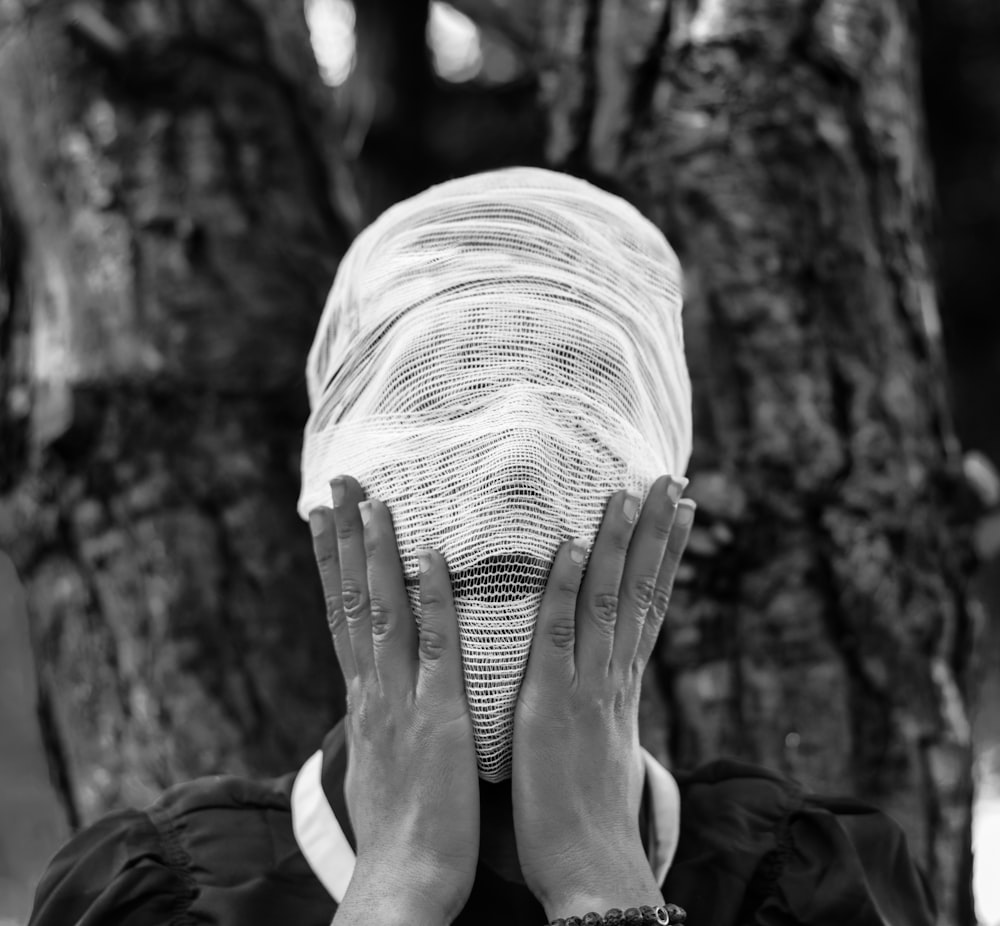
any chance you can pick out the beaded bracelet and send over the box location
[547,903,686,926]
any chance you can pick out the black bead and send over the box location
[639,905,656,924]
[624,908,643,926]
[550,920,566,926]
[582,913,603,926]
[665,904,687,924]
[604,908,625,926]
[565,917,582,926]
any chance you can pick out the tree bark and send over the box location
[0,0,352,825]
[538,0,976,920]
[0,0,980,921]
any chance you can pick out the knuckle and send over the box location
[591,592,620,628]
[340,579,367,620]
[613,524,633,553]
[555,576,581,597]
[368,597,393,637]
[631,575,658,610]
[335,510,357,540]
[651,517,674,544]
[324,592,347,633]
[344,679,359,710]
[547,614,576,650]
[420,585,445,610]
[612,683,638,718]
[314,545,337,572]
[419,626,448,660]
[350,687,380,732]
[650,583,672,620]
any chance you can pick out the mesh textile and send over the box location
[298,167,692,782]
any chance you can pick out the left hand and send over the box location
[309,477,480,924]
[512,475,695,918]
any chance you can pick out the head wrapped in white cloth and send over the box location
[299,166,692,782]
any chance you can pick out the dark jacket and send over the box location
[27,718,936,925]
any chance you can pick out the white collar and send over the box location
[291,747,681,903]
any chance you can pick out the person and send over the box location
[24,168,937,926]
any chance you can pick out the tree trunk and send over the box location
[0,0,352,828]
[1,0,979,922]
[538,0,976,920]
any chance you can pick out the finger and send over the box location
[574,488,641,679]
[611,474,688,671]
[360,498,419,701]
[634,499,696,673]
[331,475,376,682]
[413,549,466,715]
[523,539,588,690]
[309,506,357,684]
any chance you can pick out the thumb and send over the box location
[523,539,587,691]
[413,549,466,711]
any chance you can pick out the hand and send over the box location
[310,476,479,925]
[512,475,695,919]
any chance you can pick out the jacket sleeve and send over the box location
[27,806,196,925]
[27,772,335,926]
[665,760,936,926]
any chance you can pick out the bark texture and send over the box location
[0,0,352,824]
[0,0,980,922]
[538,0,976,920]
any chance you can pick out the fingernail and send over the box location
[676,499,696,525]
[330,477,345,508]
[623,492,641,523]
[570,539,587,564]
[666,475,689,505]
[358,501,372,527]
[308,509,325,537]
[418,550,432,574]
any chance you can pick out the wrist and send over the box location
[544,889,666,923]
[538,844,664,921]
[338,859,455,926]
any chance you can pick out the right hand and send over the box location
[310,476,479,925]
[511,476,693,917]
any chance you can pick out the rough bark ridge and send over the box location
[540,0,975,919]
[0,0,350,822]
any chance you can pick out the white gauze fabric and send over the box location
[298,167,692,782]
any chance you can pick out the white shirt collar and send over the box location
[291,747,681,904]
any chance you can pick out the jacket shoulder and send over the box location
[29,771,334,926]
[667,759,936,926]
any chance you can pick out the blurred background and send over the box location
[0,0,998,923]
